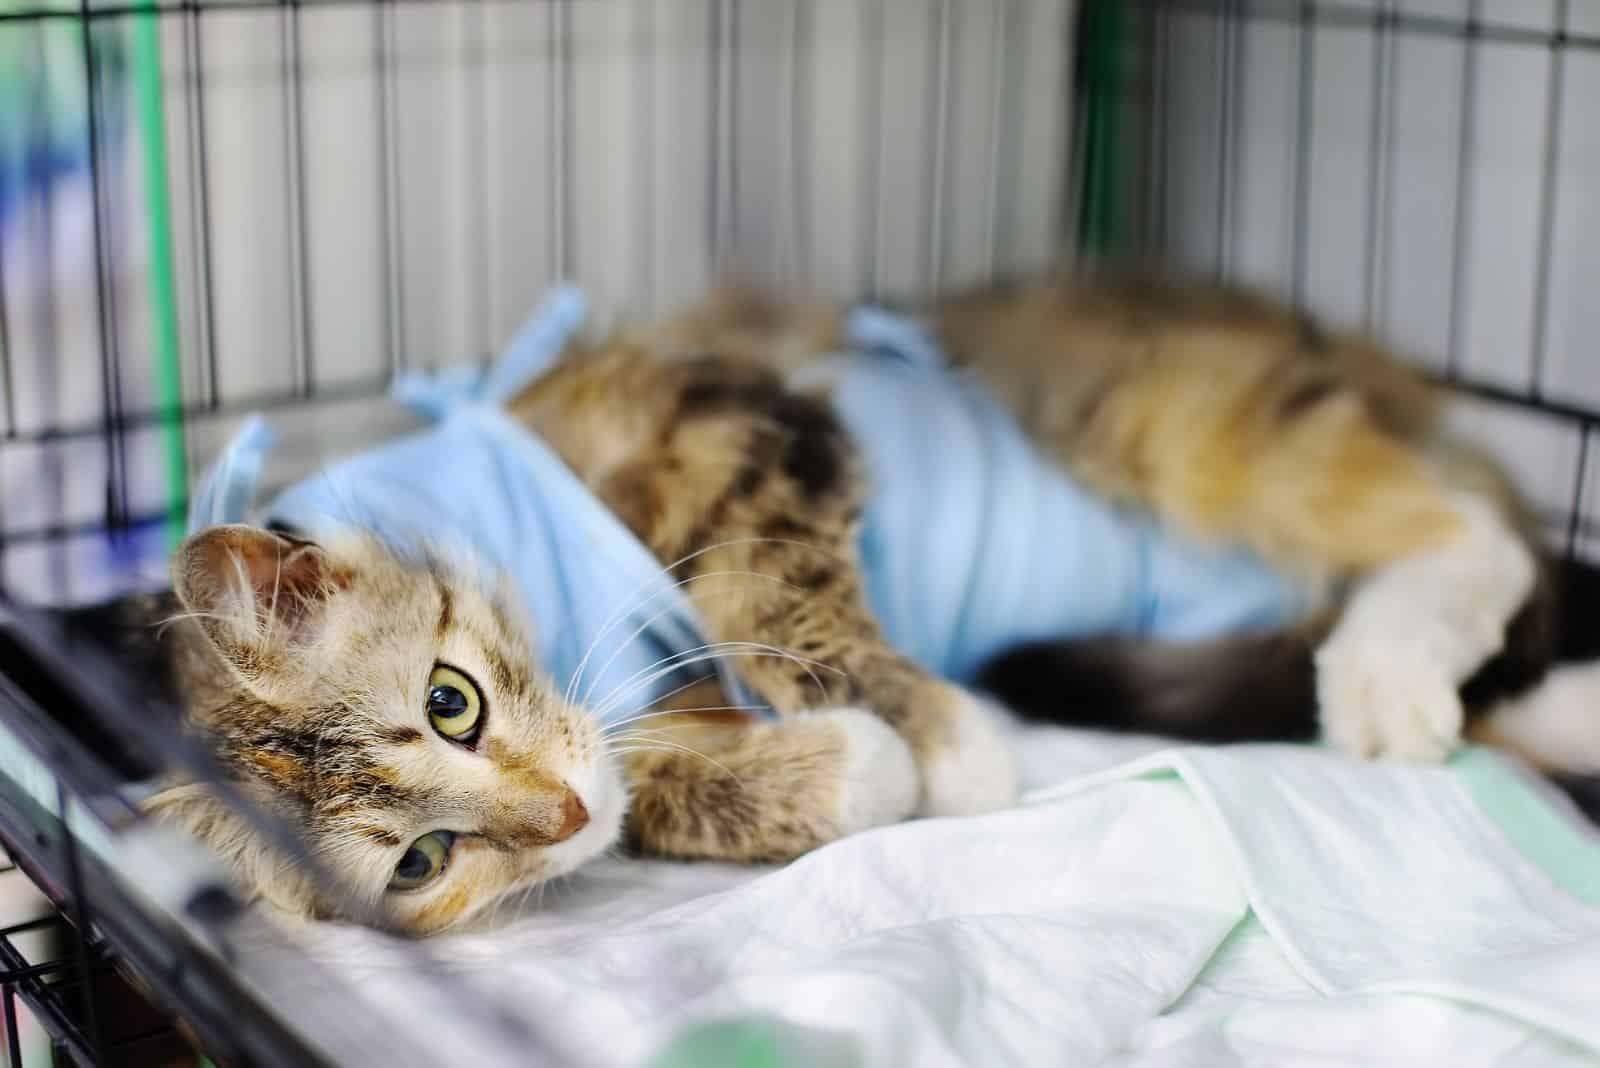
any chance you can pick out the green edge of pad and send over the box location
[649,1017,862,1068]
[1452,748,1600,907]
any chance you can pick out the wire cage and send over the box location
[0,0,1079,608]
[1102,0,1600,561]
[0,0,1597,1064]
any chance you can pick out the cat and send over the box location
[97,274,1593,935]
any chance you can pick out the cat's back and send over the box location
[937,275,1439,445]
[926,276,1447,563]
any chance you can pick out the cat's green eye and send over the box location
[426,664,483,744]
[389,830,455,891]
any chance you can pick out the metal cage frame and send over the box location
[0,0,1597,1064]
[1126,0,1599,560]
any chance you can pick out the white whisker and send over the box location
[562,531,845,706]
[154,608,232,637]
[593,637,836,718]
[268,553,284,642]
[606,731,706,750]
[564,565,805,710]
[597,673,707,721]
[601,704,766,735]
[573,569,803,708]
[594,642,840,721]
[606,739,741,781]
[561,556,771,707]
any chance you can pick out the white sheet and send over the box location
[243,717,1600,1068]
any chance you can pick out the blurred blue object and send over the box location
[0,15,127,233]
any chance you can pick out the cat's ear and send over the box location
[173,525,346,664]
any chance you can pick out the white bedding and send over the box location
[243,716,1600,1068]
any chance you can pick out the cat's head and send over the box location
[147,525,625,935]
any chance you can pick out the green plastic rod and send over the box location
[131,7,188,546]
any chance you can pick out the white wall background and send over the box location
[7,0,1594,603]
[153,0,1074,393]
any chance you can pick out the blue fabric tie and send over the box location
[189,287,755,725]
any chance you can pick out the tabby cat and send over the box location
[111,276,1594,934]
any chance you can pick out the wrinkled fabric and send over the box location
[239,725,1600,1068]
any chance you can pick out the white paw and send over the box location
[818,708,920,835]
[917,689,1019,818]
[1316,638,1464,762]
[1313,489,1536,764]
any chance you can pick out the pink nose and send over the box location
[552,788,589,844]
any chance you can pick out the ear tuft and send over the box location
[173,525,345,666]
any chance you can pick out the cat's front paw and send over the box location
[1315,637,1464,762]
[915,686,1018,817]
[622,708,917,863]
[817,708,921,835]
